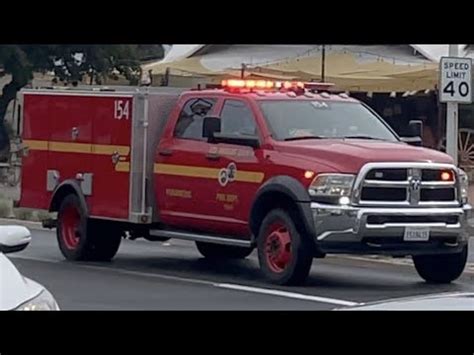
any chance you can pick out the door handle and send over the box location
[205,152,220,161]
[158,148,173,157]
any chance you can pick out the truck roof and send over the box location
[181,89,360,103]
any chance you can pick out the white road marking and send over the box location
[10,254,360,306]
[217,283,361,307]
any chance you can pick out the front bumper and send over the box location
[311,202,473,256]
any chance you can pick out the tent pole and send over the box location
[321,45,326,82]
[241,63,246,79]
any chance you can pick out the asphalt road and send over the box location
[8,228,474,310]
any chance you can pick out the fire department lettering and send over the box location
[114,100,130,120]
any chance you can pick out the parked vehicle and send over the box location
[340,292,474,310]
[0,225,60,310]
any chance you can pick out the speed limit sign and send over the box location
[440,57,472,103]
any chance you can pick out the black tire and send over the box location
[87,219,123,261]
[413,245,468,284]
[257,209,313,285]
[57,194,122,261]
[195,241,254,260]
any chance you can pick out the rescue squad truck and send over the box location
[15,79,472,285]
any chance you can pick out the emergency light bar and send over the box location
[219,79,335,92]
[221,79,275,89]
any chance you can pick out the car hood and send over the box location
[0,253,43,310]
[340,292,474,310]
[277,139,453,173]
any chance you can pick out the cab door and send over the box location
[205,98,266,237]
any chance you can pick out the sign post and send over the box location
[440,45,472,166]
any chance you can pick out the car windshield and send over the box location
[259,100,399,142]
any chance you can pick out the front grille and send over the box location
[420,188,455,202]
[366,215,459,225]
[365,169,407,181]
[357,164,458,206]
[361,187,406,201]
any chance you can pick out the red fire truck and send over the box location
[16,79,472,285]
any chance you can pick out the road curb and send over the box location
[0,217,44,230]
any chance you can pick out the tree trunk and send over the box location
[0,80,23,162]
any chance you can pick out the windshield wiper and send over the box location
[339,135,388,141]
[284,135,326,141]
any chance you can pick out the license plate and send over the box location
[404,227,430,241]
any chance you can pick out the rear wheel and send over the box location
[57,194,122,261]
[87,219,122,261]
[257,209,313,285]
[413,245,468,284]
[195,241,254,260]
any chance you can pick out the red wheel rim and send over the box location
[264,221,292,273]
[61,205,81,250]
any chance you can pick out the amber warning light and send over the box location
[441,171,453,181]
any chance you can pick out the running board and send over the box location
[149,229,252,247]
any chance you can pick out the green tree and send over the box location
[137,44,165,62]
[0,44,164,161]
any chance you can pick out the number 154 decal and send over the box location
[114,100,130,120]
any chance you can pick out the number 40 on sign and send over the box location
[440,57,473,104]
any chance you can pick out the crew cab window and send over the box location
[174,98,217,140]
[259,100,399,142]
[220,100,257,136]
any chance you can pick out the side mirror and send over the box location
[0,226,31,254]
[202,116,221,141]
[408,120,423,138]
[401,120,423,146]
[400,136,423,146]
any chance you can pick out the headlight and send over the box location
[308,174,355,204]
[458,168,469,204]
[16,289,60,311]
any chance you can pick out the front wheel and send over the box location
[257,209,313,285]
[413,245,468,284]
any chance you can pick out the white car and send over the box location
[0,225,60,310]
[340,292,474,310]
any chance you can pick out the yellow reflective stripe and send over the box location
[23,139,130,156]
[23,140,263,181]
[49,141,92,153]
[235,171,265,183]
[154,163,264,184]
[115,162,130,172]
[23,140,48,151]
[92,144,130,156]
[154,163,218,179]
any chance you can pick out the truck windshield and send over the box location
[259,100,399,142]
